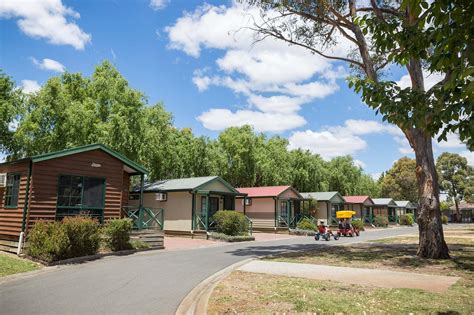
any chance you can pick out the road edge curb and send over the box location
[175,258,254,315]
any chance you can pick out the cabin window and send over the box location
[244,198,252,206]
[56,175,105,221]
[4,173,20,208]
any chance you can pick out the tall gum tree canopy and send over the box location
[436,152,474,222]
[245,0,473,258]
[381,157,418,202]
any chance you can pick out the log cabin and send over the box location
[0,144,147,252]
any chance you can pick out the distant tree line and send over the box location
[1,62,471,201]
[0,62,380,195]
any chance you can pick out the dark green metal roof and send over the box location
[137,176,240,193]
[0,144,147,174]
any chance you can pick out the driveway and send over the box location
[0,226,416,315]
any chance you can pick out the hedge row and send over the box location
[27,217,135,262]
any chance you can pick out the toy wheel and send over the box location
[325,234,330,241]
[315,234,320,241]
[334,234,340,240]
[355,231,360,236]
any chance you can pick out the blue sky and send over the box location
[1,0,472,177]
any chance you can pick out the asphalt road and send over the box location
[0,226,417,315]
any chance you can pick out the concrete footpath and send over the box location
[238,260,460,293]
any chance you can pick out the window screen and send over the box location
[5,174,20,207]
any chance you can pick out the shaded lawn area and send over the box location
[0,253,40,277]
[209,228,474,314]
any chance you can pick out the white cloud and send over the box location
[30,57,65,73]
[150,0,168,11]
[167,3,355,133]
[288,129,367,159]
[397,71,444,90]
[197,109,306,133]
[0,0,91,50]
[371,172,382,181]
[460,151,474,166]
[354,159,366,169]
[331,119,402,137]
[288,119,401,159]
[435,132,466,149]
[20,80,41,94]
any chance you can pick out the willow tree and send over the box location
[246,0,472,258]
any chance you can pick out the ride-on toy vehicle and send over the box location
[315,221,339,241]
[336,211,360,237]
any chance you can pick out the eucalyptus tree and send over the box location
[245,0,473,258]
[436,152,474,222]
[381,157,419,202]
[0,71,23,158]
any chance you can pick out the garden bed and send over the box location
[208,232,255,242]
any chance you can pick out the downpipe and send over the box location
[17,231,25,255]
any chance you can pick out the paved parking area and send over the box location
[164,232,300,251]
[164,237,223,251]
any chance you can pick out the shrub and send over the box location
[27,221,70,262]
[296,218,316,231]
[212,210,248,236]
[27,217,100,262]
[103,219,133,251]
[399,214,414,226]
[441,215,448,224]
[62,217,101,258]
[289,228,315,236]
[351,219,365,231]
[374,216,389,227]
[130,240,150,250]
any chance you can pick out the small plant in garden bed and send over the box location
[212,210,249,236]
[289,229,315,236]
[209,232,255,242]
[351,219,365,231]
[130,240,150,250]
[103,218,133,251]
[296,218,315,231]
[399,214,414,226]
[27,217,101,262]
[374,216,388,227]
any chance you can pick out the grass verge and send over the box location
[0,253,40,277]
[208,225,473,314]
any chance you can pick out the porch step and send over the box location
[191,230,208,240]
[0,239,19,254]
[130,230,164,249]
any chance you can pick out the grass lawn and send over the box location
[208,225,474,314]
[0,253,40,277]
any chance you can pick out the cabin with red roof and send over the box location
[235,186,304,231]
[343,195,375,223]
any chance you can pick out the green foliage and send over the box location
[103,219,133,251]
[0,63,382,194]
[399,214,414,226]
[296,218,316,231]
[351,219,365,231]
[212,210,249,236]
[374,216,389,228]
[130,240,150,250]
[437,152,474,209]
[440,201,452,212]
[27,221,70,262]
[27,217,100,262]
[381,157,418,202]
[441,215,448,225]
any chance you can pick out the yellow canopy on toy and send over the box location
[336,210,356,219]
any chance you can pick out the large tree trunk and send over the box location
[407,128,450,259]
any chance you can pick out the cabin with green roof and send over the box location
[0,144,147,252]
[300,191,345,225]
[129,176,246,236]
